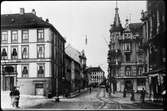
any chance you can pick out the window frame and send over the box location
[37,63,45,77]
[37,29,44,42]
[22,45,29,59]
[11,46,18,59]
[37,44,45,58]
[22,30,29,43]
[1,31,8,43]
[11,30,18,43]
[22,64,29,78]
[1,47,8,60]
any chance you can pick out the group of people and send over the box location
[123,88,146,103]
[9,86,20,108]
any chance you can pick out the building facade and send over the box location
[1,8,66,97]
[107,5,148,93]
[87,66,105,86]
[64,44,87,95]
[140,0,166,101]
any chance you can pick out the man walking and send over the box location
[141,88,146,103]
[10,87,20,108]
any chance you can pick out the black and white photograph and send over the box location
[1,0,166,110]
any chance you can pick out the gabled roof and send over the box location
[65,44,81,64]
[1,12,66,42]
[87,66,105,73]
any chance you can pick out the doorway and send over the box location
[5,77,14,90]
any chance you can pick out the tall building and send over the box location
[107,4,148,93]
[140,0,166,101]
[1,8,66,97]
[87,66,105,86]
[64,44,87,94]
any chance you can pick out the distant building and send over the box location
[140,0,166,101]
[1,8,66,97]
[64,44,87,94]
[87,66,105,86]
[107,4,148,93]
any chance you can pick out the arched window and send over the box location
[11,48,18,59]
[37,64,44,77]
[22,65,28,77]
[1,48,7,59]
[22,46,29,59]
[37,45,44,58]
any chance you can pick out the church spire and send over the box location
[110,0,123,33]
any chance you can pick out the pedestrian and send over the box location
[130,90,135,101]
[123,88,127,98]
[11,86,20,108]
[140,88,146,103]
[89,86,91,93]
[9,87,15,107]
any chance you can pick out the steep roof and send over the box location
[129,23,143,35]
[87,66,105,73]
[110,7,123,33]
[65,44,81,64]
[1,12,66,41]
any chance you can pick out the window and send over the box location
[125,53,131,62]
[11,30,18,43]
[22,46,29,59]
[138,67,143,76]
[22,65,29,77]
[123,43,131,51]
[1,47,8,59]
[37,29,44,41]
[37,45,45,58]
[1,31,8,42]
[37,63,45,77]
[11,47,18,59]
[125,66,131,76]
[22,30,29,42]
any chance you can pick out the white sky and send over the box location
[1,1,146,77]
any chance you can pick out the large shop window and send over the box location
[11,31,18,43]
[22,65,29,77]
[22,46,29,59]
[11,47,18,59]
[1,47,8,59]
[37,45,45,58]
[37,64,45,77]
[37,29,44,41]
[22,30,29,42]
[1,31,8,43]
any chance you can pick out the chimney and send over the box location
[20,8,25,15]
[32,9,36,15]
[46,18,49,22]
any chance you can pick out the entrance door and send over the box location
[35,84,44,95]
[125,80,133,92]
[5,77,14,90]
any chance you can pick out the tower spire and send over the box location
[110,0,123,33]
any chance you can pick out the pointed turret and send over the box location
[110,1,123,33]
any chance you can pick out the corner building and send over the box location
[1,8,66,97]
[107,5,148,93]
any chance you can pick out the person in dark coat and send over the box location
[10,87,20,108]
[141,88,146,103]
[123,88,127,98]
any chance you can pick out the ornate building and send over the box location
[1,8,66,97]
[107,4,148,93]
[140,0,166,102]
[87,66,105,86]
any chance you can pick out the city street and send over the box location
[27,88,164,110]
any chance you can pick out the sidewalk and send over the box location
[1,88,88,109]
[108,92,163,106]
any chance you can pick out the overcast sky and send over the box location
[1,1,146,77]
